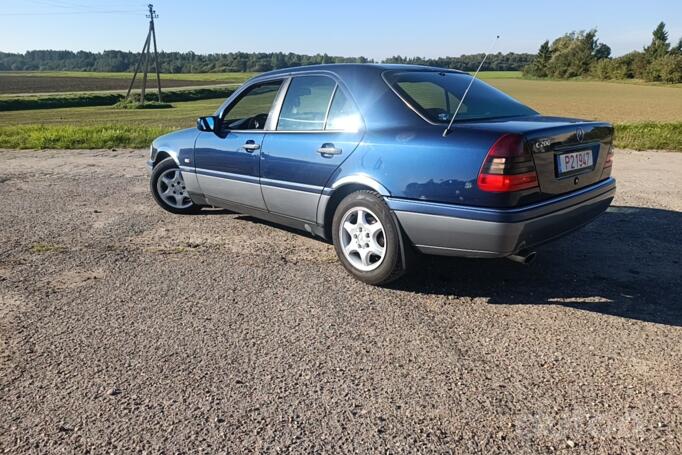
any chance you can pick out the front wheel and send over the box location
[150,157,200,214]
[332,191,411,285]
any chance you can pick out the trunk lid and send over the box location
[523,121,613,196]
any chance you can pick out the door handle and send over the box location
[242,140,260,152]
[317,143,342,157]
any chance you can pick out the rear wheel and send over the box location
[150,157,200,214]
[332,191,410,285]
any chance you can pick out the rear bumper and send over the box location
[388,178,616,258]
[146,160,154,175]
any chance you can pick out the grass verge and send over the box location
[0,123,680,151]
[0,125,173,149]
[614,123,682,151]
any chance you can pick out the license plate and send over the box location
[557,150,593,175]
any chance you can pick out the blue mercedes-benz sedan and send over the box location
[147,64,616,285]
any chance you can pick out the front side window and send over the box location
[222,80,282,130]
[277,76,336,131]
[325,88,362,132]
[385,71,537,123]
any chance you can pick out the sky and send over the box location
[1,0,681,60]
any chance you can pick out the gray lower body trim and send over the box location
[196,174,266,210]
[396,189,614,258]
[261,185,320,222]
[180,170,203,199]
[204,195,327,239]
[316,195,331,227]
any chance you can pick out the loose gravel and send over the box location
[0,149,680,454]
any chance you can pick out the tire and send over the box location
[332,190,411,285]
[150,157,200,215]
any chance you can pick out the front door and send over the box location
[194,79,283,209]
[260,76,364,222]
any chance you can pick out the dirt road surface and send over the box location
[1,148,680,453]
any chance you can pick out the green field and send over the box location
[0,70,680,150]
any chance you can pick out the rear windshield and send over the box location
[384,71,537,123]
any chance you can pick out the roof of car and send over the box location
[251,63,465,79]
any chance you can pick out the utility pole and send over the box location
[125,4,162,104]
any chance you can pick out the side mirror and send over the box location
[197,116,219,133]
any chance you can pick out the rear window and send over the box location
[385,71,537,123]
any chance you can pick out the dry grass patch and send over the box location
[29,243,65,254]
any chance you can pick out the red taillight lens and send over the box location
[604,146,614,168]
[477,134,539,192]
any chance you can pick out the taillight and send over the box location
[477,134,539,192]
[603,145,614,168]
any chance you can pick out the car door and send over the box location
[260,75,364,222]
[193,79,284,210]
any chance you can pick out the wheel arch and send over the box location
[320,177,391,240]
[151,147,180,168]
[153,151,172,167]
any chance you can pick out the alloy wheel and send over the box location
[156,168,192,209]
[339,207,386,272]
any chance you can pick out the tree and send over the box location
[645,22,671,60]
[543,30,601,78]
[594,43,611,60]
[674,38,682,54]
[523,40,552,77]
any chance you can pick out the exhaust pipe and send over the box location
[507,250,537,265]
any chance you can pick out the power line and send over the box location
[2,0,145,15]
[0,10,141,16]
[126,4,162,104]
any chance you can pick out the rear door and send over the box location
[260,75,364,222]
[193,79,283,209]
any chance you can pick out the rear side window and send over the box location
[385,71,537,123]
[325,88,362,131]
[277,76,336,131]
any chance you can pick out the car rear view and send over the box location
[382,69,616,261]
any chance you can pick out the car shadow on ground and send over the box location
[227,205,681,327]
[392,206,682,327]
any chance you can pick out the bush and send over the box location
[590,59,628,80]
[645,54,682,83]
[113,97,173,109]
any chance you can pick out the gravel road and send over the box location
[1,148,680,454]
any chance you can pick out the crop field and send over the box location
[0,71,680,150]
[489,78,682,123]
[0,70,259,82]
[0,73,251,95]
[0,71,506,95]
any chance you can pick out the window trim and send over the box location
[275,74,337,132]
[218,72,364,135]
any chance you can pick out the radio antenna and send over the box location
[443,35,500,137]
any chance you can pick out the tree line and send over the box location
[0,51,373,73]
[524,22,682,83]
[383,53,535,71]
[0,50,534,73]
